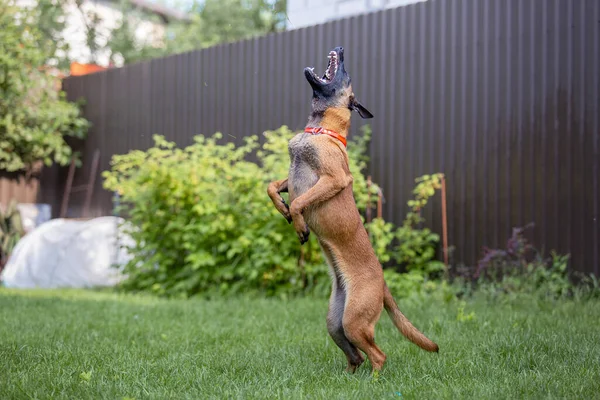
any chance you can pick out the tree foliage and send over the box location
[0,2,89,172]
[29,0,71,69]
[105,2,165,65]
[160,0,287,55]
[18,0,288,68]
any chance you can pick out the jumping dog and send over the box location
[267,47,439,372]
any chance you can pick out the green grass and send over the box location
[1,289,599,399]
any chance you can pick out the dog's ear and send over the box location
[351,99,374,119]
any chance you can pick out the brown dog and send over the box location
[267,47,438,373]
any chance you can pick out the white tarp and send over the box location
[1,217,135,289]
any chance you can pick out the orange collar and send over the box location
[304,127,347,147]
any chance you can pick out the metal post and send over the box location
[441,176,449,276]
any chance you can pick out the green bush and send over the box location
[472,224,599,300]
[393,174,446,275]
[365,174,446,292]
[104,127,379,297]
[474,254,574,301]
[104,126,448,298]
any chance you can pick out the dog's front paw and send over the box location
[297,225,310,244]
[292,216,310,244]
[282,201,293,224]
[276,198,292,223]
[290,202,309,244]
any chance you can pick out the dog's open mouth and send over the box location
[308,50,339,84]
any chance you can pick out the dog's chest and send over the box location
[288,134,320,198]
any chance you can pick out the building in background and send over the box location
[16,0,188,67]
[285,0,427,29]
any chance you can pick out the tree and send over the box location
[160,0,287,54]
[105,2,165,65]
[0,2,89,173]
[10,0,288,69]
[30,0,71,70]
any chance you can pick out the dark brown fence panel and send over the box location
[59,0,600,276]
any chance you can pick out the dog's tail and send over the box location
[383,283,439,352]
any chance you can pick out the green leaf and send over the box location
[79,371,92,382]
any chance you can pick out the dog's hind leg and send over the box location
[321,243,364,372]
[327,278,365,373]
[342,285,387,372]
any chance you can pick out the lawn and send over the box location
[1,289,599,399]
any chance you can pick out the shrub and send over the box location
[474,223,580,299]
[104,126,448,299]
[366,174,446,277]
[104,126,381,297]
[366,174,452,301]
[393,174,446,276]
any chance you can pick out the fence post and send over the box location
[377,189,383,219]
[441,176,449,277]
[366,175,372,223]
